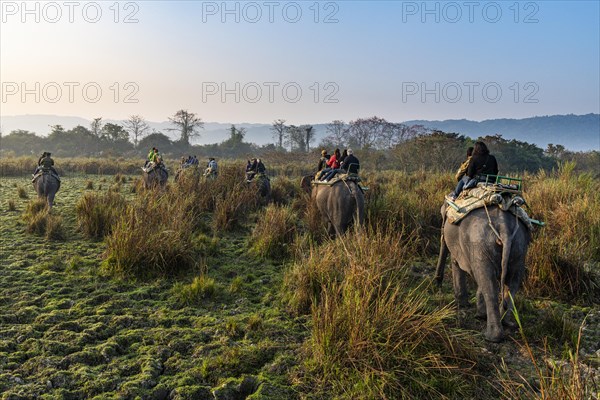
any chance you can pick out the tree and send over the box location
[168,110,204,146]
[271,119,287,149]
[124,115,150,147]
[323,120,348,148]
[303,125,315,153]
[138,131,173,155]
[90,118,103,138]
[347,116,390,149]
[102,123,130,143]
[285,125,305,151]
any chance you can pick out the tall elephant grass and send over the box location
[23,199,65,240]
[363,170,449,255]
[249,205,298,260]
[284,228,478,399]
[102,191,196,279]
[522,162,600,301]
[76,191,129,239]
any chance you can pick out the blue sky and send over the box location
[1,0,598,123]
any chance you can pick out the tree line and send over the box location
[1,111,597,176]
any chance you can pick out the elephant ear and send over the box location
[300,175,313,194]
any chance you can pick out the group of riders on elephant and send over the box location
[31,140,535,342]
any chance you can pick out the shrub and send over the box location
[76,191,128,239]
[249,205,298,260]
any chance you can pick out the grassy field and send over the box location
[0,163,598,399]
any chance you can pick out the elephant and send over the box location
[249,173,271,203]
[435,203,531,342]
[301,174,365,238]
[32,171,61,208]
[142,167,168,189]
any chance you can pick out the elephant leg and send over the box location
[47,192,55,208]
[473,269,503,342]
[451,260,469,308]
[476,288,486,319]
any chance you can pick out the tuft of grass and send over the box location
[85,180,94,190]
[249,205,297,260]
[102,191,196,279]
[7,199,16,211]
[172,275,216,306]
[76,191,128,239]
[285,228,476,399]
[17,185,28,199]
[23,199,65,240]
[228,276,243,294]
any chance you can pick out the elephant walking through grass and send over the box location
[142,167,168,189]
[302,175,365,238]
[436,204,531,342]
[33,172,60,208]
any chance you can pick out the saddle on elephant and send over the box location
[32,167,61,183]
[142,162,167,174]
[311,172,368,191]
[444,177,542,230]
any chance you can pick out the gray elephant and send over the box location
[142,167,168,189]
[249,173,271,203]
[301,175,365,237]
[33,172,61,208]
[435,204,531,342]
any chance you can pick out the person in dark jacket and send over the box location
[341,149,359,174]
[453,141,499,198]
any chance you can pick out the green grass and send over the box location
[0,168,598,399]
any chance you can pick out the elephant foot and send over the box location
[485,326,504,343]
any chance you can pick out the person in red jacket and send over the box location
[323,148,342,181]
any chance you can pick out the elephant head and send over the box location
[436,203,531,342]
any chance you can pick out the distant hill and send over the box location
[404,114,599,152]
[1,114,598,151]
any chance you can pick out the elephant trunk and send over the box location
[499,215,520,296]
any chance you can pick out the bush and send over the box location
[249,205,297,260]
[284,229,476,398]
[76,191,128,239]
[7,199,16,211]
[102,191,196,279]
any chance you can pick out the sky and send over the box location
[1,0,599,124]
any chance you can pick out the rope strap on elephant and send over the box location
[444,183,538,230]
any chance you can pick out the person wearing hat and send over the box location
[317,149,330,172]
[205,157,218,178]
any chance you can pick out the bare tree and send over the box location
[168,110,204,145]
[90,117,103,138]
[347,116,390,149]
[303,125,315,153]
[324,120,348,148]
[285,125,305,151]
[124,115,150,148]
[271,119,287,149]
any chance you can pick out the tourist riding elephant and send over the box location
[435,203,531,342]
[142,167,168,189]
[33,171,61,208]
[301,175,365,238]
